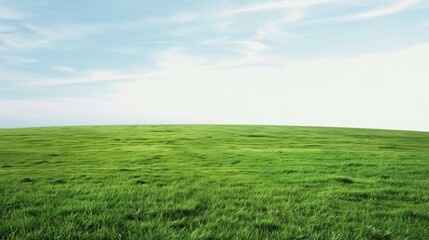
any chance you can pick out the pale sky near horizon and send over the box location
[1,0,428,131]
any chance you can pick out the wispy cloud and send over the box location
[155,48,207,70]
[223,0,340,15]
[0,67,43,84]
[0,10,202,52]
[0,5,25,20]
[0,23,100,51]
[235,41,268,52]
[255,11,304,39]
[343,0,417,20]
[15,45,266,86]
[110,47,139,55]
[0,23,15,32]
[145,13,198,24]
[0,31,51,51]
[19,69,161,86]
[23,24,91,40]
[0,55,38,66]
[297,0,418,25]
[202,38,268,56]
[52,66,74,73]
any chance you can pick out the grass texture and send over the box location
[0,125,428,239]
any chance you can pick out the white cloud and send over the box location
[111,47,139,55]
[296,0,419,25]
[52,66,74,73]
[255,11,304,39]
[345,0,416,20]
[3,44,429,130]
[155,48,208,70]
[108,44,429,131]
[0,23,15,32]
[23,24,89,40]
[0,5,24,20]
[0,11,201,52]
[21,70,154,86]
[0,32,52,50]
[213,21,235,32]
[0,23,98,51]
[0,98,137,128]
[1,55,38,65]
[10,50,206,86]
[223,0,340,15]
[145,13,198,24]
[234,41,268,51]
[202,38,268,56]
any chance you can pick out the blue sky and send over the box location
[1,0,429,130]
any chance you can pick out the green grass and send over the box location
[1,125,428,239]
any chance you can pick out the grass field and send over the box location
[0,125,428,239]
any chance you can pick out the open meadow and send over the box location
[0,125,428,239]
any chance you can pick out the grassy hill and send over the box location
[0,125,428,239]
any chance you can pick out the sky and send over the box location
[0,0,428,131]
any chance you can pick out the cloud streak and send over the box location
[345,0,416,20]
[223,0,340,15]
[0,5,24,20]
[0,23,100,51]
[145,12,198,24]
[255,11,304,39]
[19,70,152,86]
